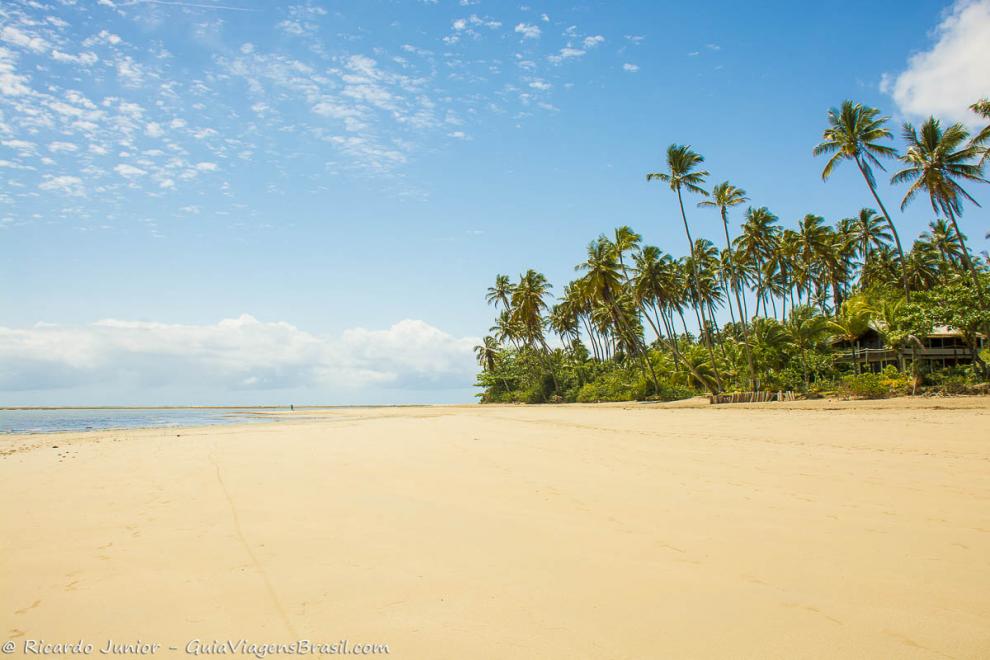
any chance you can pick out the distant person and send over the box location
[290,404,294,412]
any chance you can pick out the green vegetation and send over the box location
[475,99,990,403]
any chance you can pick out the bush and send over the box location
[923,365,986,395]
[651,381,696,401]
[838,366,911,399]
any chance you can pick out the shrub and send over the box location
[838,367,911,399]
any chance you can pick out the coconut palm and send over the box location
[577,238,661,391]
[647,144,720,389]
[485,274,514,312]
[475,336,500,372]
[612,225,642,280]
[903,242,941,290]
[787,305,830,387]
[813,100,909,298]
[828,299,872,373]
[919,218,964,269]
[844,208,891,269]
[699,181,756,386]
[509,269,552,348]
[736,207,781,318]
[892,117,988,287]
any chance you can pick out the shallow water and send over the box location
[0,408,279,434]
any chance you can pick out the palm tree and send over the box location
[828,299,872,374]
[813,100,909,298]
[646,144,719,389]
[510,270,552,349]
[787,305,829,388]
[844,208,891,271]
[475,335,500,372]
[699,181,756,388]
[485,274,514,312]
[891,117,988,288]
[645,145,711,319]
[612,225,642,280]
[577,238,662,392]
[737,207,781,317]
[970,98,990,166]
[919,218,964,269]
[903,241,941,290]
[510,269,560,392]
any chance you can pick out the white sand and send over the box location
[2,399,989,658]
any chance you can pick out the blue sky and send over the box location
[1,0,988,405]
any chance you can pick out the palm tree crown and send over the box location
[892,117,987,284]
[813,101,897,185]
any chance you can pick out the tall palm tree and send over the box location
[646,144,720,390]
[485,274,514,312]
[903,242,941,290]
[736,207,781,317]
[510,269,552,349]
[612,225,642,280]
[919,218,964,269]
[813,100,909,298]
[510,269,560,392]
[577,238,662,391]
[699,181,756,387]
[844,208,891,271]
[891,117,988,288]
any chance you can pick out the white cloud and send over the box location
[0,47,32,96]
[881,0,990,127]
[514,23,541,39]
[194,161,218,172]
[38,175,85,196]
[114,163,147,179]
[277,20,307,36]
[548,47,585,64]
[51,50,99,66]
[145,121,164,138]
[48,141,78,152]
[116,56,144,86]
[0,26,50,53]
[529,79,551,91]
[622,63,639,73]
[583,35,605,48]
[82,30,122,47]
[0,316,478,393]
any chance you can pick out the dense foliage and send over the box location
[476,99,990,403]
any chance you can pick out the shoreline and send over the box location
[3,394,989,438]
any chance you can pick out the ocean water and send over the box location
[0,408,280,434]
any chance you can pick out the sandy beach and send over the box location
[2,399,989,659]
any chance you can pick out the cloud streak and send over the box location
[0,315,479,396]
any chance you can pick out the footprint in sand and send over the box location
[13,600,40,615]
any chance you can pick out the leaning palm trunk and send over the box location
[944,206,981,290]
[677,188,722,391]
[855,156,910,300]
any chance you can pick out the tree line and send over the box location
[475,99,990,403]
